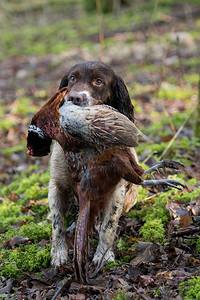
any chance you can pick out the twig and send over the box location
[144,0,177,133]
[154,28,177,133]
[138,128,151,142]
[96,0,104,62]
[142,151,158,164]
[150,0,159,24]
[171,227,200,237]
[52,276,73,300]
[175,34,184,80]
[89,246,112,279]
[158,105,197,160]
[143,192,162,201]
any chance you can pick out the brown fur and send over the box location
[41,62,140,279]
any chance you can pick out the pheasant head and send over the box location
[27,87,68,156]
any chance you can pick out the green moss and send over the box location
[152,289,162,297]
[0,258,20,279]
[0,118,15,130]
[195,237,200,254]
[0,167,51,233]
[143,201,170,223]
[106,260,119,269]
[182,57,200,70]
[1,143,26,155]
[137,142,169,157]
[0,219,51,278]
[126,208,145,220]
[129,172,195,244]
[158,84,194,100]
[142,110,192,137]
[103,37,117,48]
[117,238,128,251]
[0,243,51,278]
[127,188,170,222]
[30,199,49,217]
[0,107,5,117]
[18,222,51,242]
[183,74,199,85]
[0,215,34,235]
[0,200,33,233]
[171,180,200,203]
[121,255,132,263]
[0,200,22,219]
[24,184,49,200]
[139,218,165,243]
[113,289,128,300]
[127,187,182,243]
[13,97,38,115]
[137,186,149,202]
[2,170,50,196]
[180,277,200,300]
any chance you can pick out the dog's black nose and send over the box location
[68,91,87,105]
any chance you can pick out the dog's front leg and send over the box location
[48,143,77,267]
[48,179,69,267]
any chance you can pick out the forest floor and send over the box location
[0,0,200,299]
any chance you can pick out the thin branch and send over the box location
[52,276,73,300]
[158,105,197,160]
[171,227,200,237]
[142,150,158,165]
[154,28,177,133]
[96,0,104,62]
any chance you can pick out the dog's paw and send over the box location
[51,245,68,267]
[92,249,115,266]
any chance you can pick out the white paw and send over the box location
[51,245,68,267]
[93,249,115,265]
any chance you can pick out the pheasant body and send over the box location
[27,87,144,282]
[59,100,139,149]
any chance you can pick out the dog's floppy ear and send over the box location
[111,76,134,122]
[59,73,69,89]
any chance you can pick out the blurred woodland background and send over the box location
[0,0,200,299]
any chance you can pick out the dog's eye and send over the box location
[93,78,103,86]
[70,75,76,83]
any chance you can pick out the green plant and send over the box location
[13,97,38,115]
[113,288,129,300]
[180,277,200,299]
[0,243,51,278]
[195,237,200,253]
[152,289,161,297]
[139,218,166,243]
[106,260,118,270]
[0,118,15,130]
[117,238,128,251]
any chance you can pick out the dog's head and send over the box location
[27,62,135,157]
[59,61,134,122]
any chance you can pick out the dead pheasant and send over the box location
[27,87,186,283]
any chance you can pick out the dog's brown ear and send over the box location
[111,76,134,122]
[59,73,69,89]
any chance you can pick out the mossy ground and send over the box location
[0,0,200,298]
[0,166,51,278]
[180,277,200,300]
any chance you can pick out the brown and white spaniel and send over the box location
[48,61,139,267]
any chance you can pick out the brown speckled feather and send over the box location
[27,88,144,283]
